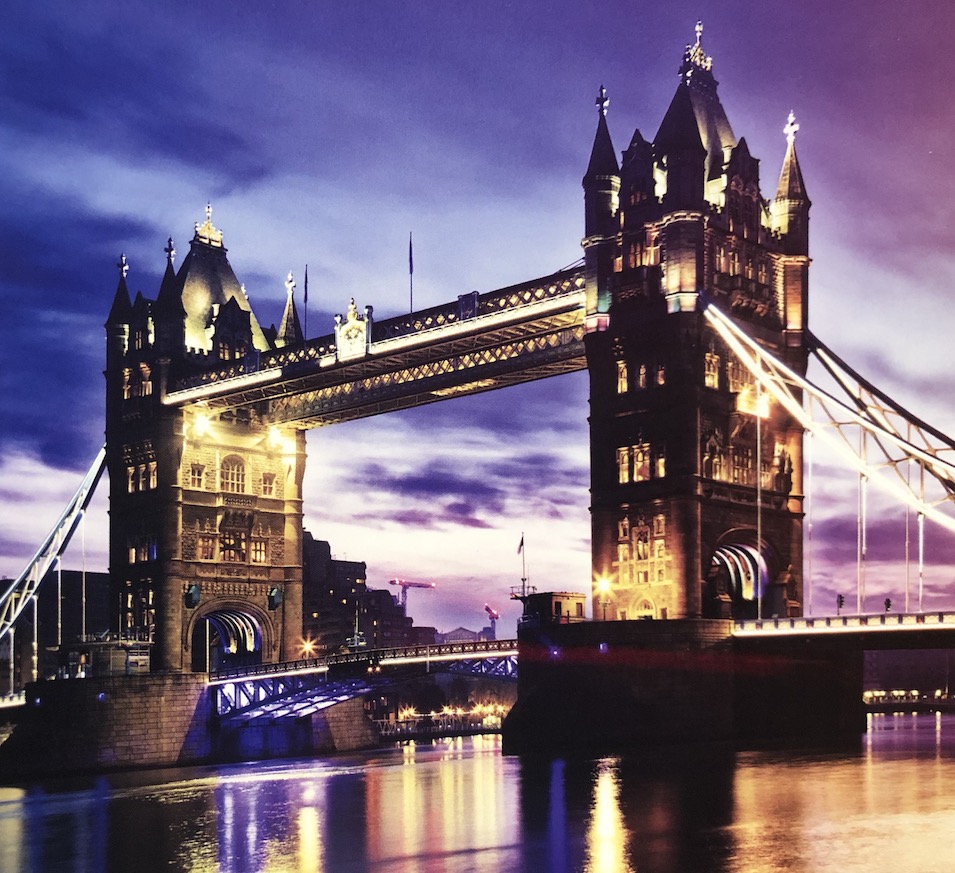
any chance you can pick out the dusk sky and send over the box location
[2,2,955,634]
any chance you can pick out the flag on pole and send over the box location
[517,535,524,554]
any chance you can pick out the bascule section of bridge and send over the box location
[104,205,586,674]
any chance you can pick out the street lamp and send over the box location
[596,577,611,621]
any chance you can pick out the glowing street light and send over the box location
[596,577,611,621]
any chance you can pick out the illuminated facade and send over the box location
[105,210,306,671]
[583,24,810,620]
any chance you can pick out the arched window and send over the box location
[220,456,246,493]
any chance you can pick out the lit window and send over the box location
[704,351,720,389]
[122,369,131,400]
[655,539,665,559]
[618,517,630,540]
[218,340,232,361]
[140,363,152,397]
[637,364,647,390]
[198,536,216,561]
[656,364,666,386]
[127,467,136,494]
[148,462,157,490]
[617,447,631,484]
[220,457,246,493]
[261,473,275,496]
[616,360,628,394]
[653,515,666,537]
[190,464,205,489]
[220,531,247,563]
[636,571,648,585]
[251,539,267,564]
[655,447,666,478]
[633,444,650,482]
[137,465,148,492]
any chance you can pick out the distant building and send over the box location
[519,592,588,625]
[301,531,418,654]
[1,569,110,690]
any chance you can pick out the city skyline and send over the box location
[2,2,955,633]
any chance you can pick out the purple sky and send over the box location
[2,2,955,634]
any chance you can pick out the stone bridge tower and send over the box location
[583,24,810,621]
[105,210,305,672]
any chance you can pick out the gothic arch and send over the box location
[186,599,275,673]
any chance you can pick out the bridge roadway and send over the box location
[209,638,518,721]
[208,614,955,723]
[163,269,586,427]
[733,611,955,648]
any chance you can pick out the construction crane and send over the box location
[484,604,500,638]
[388,579,435,611]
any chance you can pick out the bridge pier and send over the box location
[0,675,381,778]
[502,620,866,755]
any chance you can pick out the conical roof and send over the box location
[276,272,304,347]
[656,22,736,182]
[775,115,810,205]
[584,86,619,181]
[175,207,270,353]
[106,255,133,325]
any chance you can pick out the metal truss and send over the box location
[704,302,955,534]
[443,655,518,680]
[163,270,586,425]
[0,447,106,639]
[211,639,520,721]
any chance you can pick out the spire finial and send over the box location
[784,110,800,145]
[683,20,713,74]
[164,237,176,265]
[285,271,296,297]
[596,85,609,117]
[117,254,129,279]
[193,202,224,247]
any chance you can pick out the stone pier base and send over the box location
[0,674,381,779]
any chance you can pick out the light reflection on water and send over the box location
[0,717,954,872]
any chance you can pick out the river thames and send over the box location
[1,713,954,872]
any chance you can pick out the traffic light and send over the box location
[836,594,845,614]
[884,598,892,613]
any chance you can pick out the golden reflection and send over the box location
[297,806,321,872]
[585,758,633,873]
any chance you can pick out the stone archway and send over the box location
[189,604,272,673]
[704,529,781,620]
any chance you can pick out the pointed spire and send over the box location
[276,271,304,347]
[775,112,809,203]
[107,254,132,324]
[155,236,186,318]
[584,85,620,182]
[773,112,811,253]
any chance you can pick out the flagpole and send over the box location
[303,264,309,340]
[408,231,414,314]
[518,532,526,597]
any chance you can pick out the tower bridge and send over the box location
[4,24,955,770]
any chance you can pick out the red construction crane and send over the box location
[388,578,436,610]
[484,604,500,636]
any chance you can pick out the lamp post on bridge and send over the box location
[596,577,610,621]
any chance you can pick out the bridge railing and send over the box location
[210,638,519,682]
[733,612,955,635]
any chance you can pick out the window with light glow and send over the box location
[220,456,246,493]
[190,464,205,489]
[220,531,247,563]
[261,472,275,496]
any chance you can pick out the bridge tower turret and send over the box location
[585,23,809,622]
[582,85,620,333]
[104,208,305,672]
